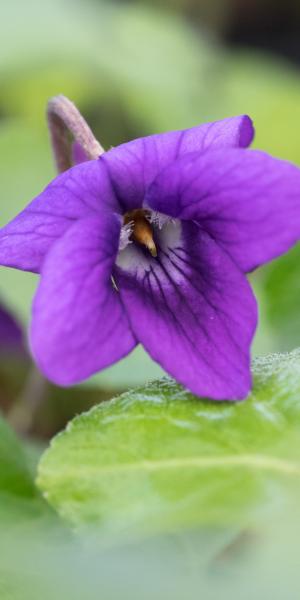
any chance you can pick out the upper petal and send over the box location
[30,213,136,386]
[100,116,254,211]
[0,160,119,273]
[146,148,300,273]
[115,222,257,400]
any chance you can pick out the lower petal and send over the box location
[30,214,136,386]
[116,223,257,400]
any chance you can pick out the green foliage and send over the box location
[38,350,300,540]
[262,244,300,351]
[2,353,300,598]
[0,0,217,133]
[0,412,57,542]
[0,121,51,320]
[0,413,35,498]
[221,53,300,164]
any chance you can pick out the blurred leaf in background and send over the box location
[263,244,300,351]
[0,0,218,133]
[0,413,35,498]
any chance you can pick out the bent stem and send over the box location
[47,95,105,172]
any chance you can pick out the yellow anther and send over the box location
[124,209,157,257]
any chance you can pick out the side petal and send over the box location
[101,116,254,211]
[0,160,119,273]
[147,148,300,273]
[116,223,257,401]
[30,214,136,386]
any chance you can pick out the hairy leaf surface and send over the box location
[38,350,300,537]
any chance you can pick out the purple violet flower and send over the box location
[1,115,300,400]
[0,301,24,354]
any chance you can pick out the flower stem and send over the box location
[47,95,105,172]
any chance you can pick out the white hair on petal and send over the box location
[148,211,172,229]
[118,210,179,256]
[119,221,133,251]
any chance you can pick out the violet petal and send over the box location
[30,213,136,386]
[147,148,300,273]
[101,115,254,212]
[116,222,257,400]
[0,160,119,274]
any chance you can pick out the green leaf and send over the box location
[0,414,36,498]
[0,411,61,527]
[0,414,55,534]
[0,415,67,598]
[261,244,300,352]
[37,350,300,538]
[0,120,51,321]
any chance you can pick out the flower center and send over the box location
[117,211,182,276]
[123,209,157,257]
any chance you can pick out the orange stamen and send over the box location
[124,210,157,257]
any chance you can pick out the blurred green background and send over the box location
[2,0,300,438]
